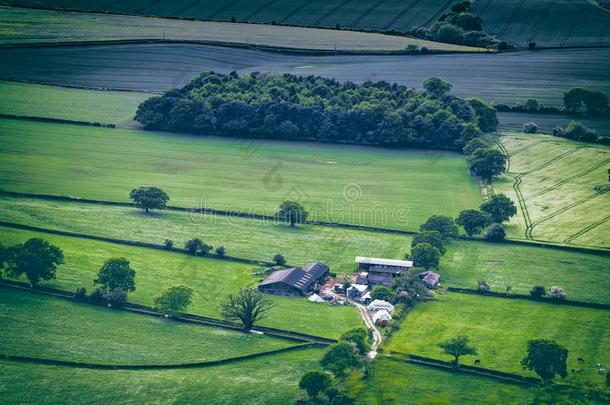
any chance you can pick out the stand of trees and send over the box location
[135,72,497,151]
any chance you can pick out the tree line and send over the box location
[135,72,497,151]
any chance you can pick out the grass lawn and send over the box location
[0,226,361,338]
[0,80,150,125]
[0,118,482,231]
[494,133,610,249]
[0,346,324,404]
[345,357,534,404]
[386,293,610,385]
[0,287,295,365]
[0,6,485,52]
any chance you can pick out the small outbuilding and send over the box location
[346,283,368,299]
[419,271,441,288]
[367,299,395,314]
[372,310,392,326]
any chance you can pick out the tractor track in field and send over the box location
[348,0,387,28]
[382,0,424,30]
[206,0,241,20]
[137,0,166,14]
[173,0,204,17]
[420,0,454,28]
[564,211,610,245]
[244,0,282,21]
[499,0,527,36]
[505,139,546,158]
[280,1,312,23]
[312,0,353,27]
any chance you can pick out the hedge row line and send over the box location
[0,280,337,345]
[446,287,610,310]
[0,113,115,128]
[0,343,317,370]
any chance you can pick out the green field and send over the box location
[0,6,484,52]
[386,293,610,385]
[0,118,482,231]
[0,346,324,404]
[0,287,295,364]
[0,80,149,125]
[494,132,610,248]
[0,226,361,338]
[346,358,534,404]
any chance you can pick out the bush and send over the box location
[549,286,566,300]
[273,254,286,266]
[523,122,538,133]
[105,289,128,308]
[485,223,506,242]
[564,121,598,143]
[477,280,491,293]
[215,246,226,256]
[370,285,396,302]
[73,287,87,301]
[163,239,174,249]
[468,98,498,132]
[88,288,106,305]
[528,42,536,49]
[530,285,546,298]
[435,23,464,44]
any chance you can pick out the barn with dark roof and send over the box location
[258,263,330,296]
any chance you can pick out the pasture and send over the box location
[0,118,482,230]
[0,346,325,404]
[386,293,610,384]
[0,226,361,338]
[0,80,148,125]
[497,111,610,139]
[0,287,295,365]
[1,44,609,106]
[0,7,482,52]
[494,132,610,248]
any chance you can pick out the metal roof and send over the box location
[355,256,413,267]
[260,262,329,292]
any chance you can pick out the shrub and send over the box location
[485,223,506,242]
[549,286,566,300]
[73,287,87,301]
[523,122,538,133]
[88,288,106,305]
[564,121,598,142]
[420,215,459,241]
[339,327,370,354]
[273,254,286,266]
[528,42,536,49]
[163,239,174,249]
[412,230,446,255]
[370,285,396,302]
[105,289,128,308]
[410,243,441,269]
[530,285,546,298]
[552,126,565,137]
[477,280,491,293]
[435,23,464,44]
[215,246,226,256]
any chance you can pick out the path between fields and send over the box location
[351,300,382,359]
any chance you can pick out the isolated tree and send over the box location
[154,285,194,316]
[411,230,446,255]
[521,339,568,384]
[276,200,309,226]
[273,253,286,266]
[423,77,452,98]
[129,186,170,213]
[524,98,539,111]
[299,371,332,399]
[410,243,441,269]
[420,215,459,241]
[94,258,136,293]
[456,209,492,237]
[370,285,395,302]
[485,223,506,242]
[320,341,362,376]
[6,238,64,286]
[480,194,517,223]
[530,285,546,298]
[438,336,477,366]
[221,288,274,332]
[339,328,370,354]
[548,286,566,300]
[467,148,507,182]
[215,246,226,256]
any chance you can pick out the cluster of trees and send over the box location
[457,193,517,239]
[135,72,497,151]
[410,1,506,49]
[563,87,609,115]
[552,120,603,144]
[495,98,562,114]
[462,137,507,182]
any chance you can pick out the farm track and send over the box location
[564,212,610,245]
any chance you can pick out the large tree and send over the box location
[411,230,446,255]
[5,238,64,286]
[468,98,498,132]
[276,200,309,227]
[423,77,452,98]
[456,209,492,237]
[154,285,194,316]
[521,339,568,384]
[129,186,170,213]
[410,243,441,269]
[320,341,362,376]
[94,258,136,293]
[438,336,477,366]
[221,288,274,332]
[299,371,332,399]
[339,328,370,355]
[467,148,507,182]
[419,215,459,241]
[480,194,517,223]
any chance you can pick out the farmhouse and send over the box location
[355,257,413,286]
[258,262,330,296]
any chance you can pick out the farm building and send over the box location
[419,271,441,288]
[258,262,329,296]
[355,257,413,286]
[372,310,392,326]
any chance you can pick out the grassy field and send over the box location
[2,44,609,107]
[494,132,610,248]
[473,0,610,47]
[0,226,361,338]
[346,358,534,404]
[0,118,482,231]
[0,80,149,125]
[4,0,452,32]
[386,293,610,385]
[0,346,324,404]
[0,7,483,52]
[0,287,295,364]
[497,111,610,139]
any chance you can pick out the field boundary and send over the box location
[446,287,610,310]
[0,343,317,370]
[0,113,116,128]
[0,281,338,345]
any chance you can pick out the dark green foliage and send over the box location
[530,285,546,298]
[221,288,274,332]
[370,285,396,303]
[423,77,452,98]
[163,239,174,249]
[129,186,169,213]
[420,215,459,241]
[276,200,308,227]
[5,238,64,286]
[456,209,492,236]
[477,280,491,293]
[524,98,539,111]
[480,193,517,223]
[435,23,465,44]
[184,238,212,255]
[462,137,488,155]
[410,243,441,269]
[94,258,136,293]
[73,287,87,301]
[88,287,106,305]
[273,253,286,266]
[452,13,482,31]
[339,327,370,354]
[135,72,489,151]
[298,371,331,399]
[521,339,568,383]
[484,223,506,242]
[412,230,446,254]
[154,285,194,315]
[523,122,538,133]
[392,271,431,305]
[563,121,598,143]
[320,341,362,376]
[563,87,609,114]
[215,246,226,256]
[438,335,477,365]
[0,242,7,275]
[468,98,498,132]
[105,288,128,308]
[467,147,507,182]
